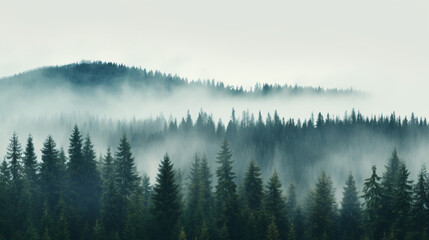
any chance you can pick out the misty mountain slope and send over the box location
[0,61,355,96]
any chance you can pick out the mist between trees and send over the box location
[1,125,428,240]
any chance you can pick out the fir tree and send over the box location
[151,154,182,240]
[362,166,383,240]
[309,171,336,240]
[265,170,288,240]
[340,173,362,240]
[23,135,38,190]
[215,140,240,240]
[114,135,140,234]
[392,163,413,240]
[243,160,264,211]
[411,165,428,238]
[40,136,61,210]
[100,148,119,236]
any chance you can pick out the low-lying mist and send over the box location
[1,64,428,202]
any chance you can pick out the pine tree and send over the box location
[411,165,428,238]
[6,133,25,236]
[100,148,119,236]
[243,160,264,211]
[55,199,70,240]
[362,166,383,240]
[265,170,288,240]
[114,135,140,234]
[286,183,297,218]
[340,173,361,240]
[215,140,240,240]
[392,163,413,240]
[266,218,280,240]
[115,135,139,198]
[151,154,182,240]
[309,171,336,240]
[23,135,38,191]
[380,149,401,234]
[0,160,11,238]
[81,135,101,226]
[185,155,203,240]
[40,136,61,211]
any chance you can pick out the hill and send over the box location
[0,61,356,97]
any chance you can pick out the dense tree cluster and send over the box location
[0,126,428,240]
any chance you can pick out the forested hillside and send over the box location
[1,126,428,240]
[0,61,354,96]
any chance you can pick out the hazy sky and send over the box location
[1,0,428,91]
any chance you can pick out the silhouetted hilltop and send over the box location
[0,61,357,96]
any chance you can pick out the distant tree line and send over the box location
[1,61,355,96]
[0,126,428,240]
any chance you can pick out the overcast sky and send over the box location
[1,0,428,92]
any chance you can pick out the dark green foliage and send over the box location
[40,136,62,209]
[392,163,413,240]
[265,170,289,240]
[215,140,240,240]
[410,165,429,238]
[100,148,120,236]
[1,126,429,240]
[114,135,140,235]
[308,171,337,240]
[340,174,362,240]
[243,160,264,211]
[362,166,383,240]
[151,154,182,240]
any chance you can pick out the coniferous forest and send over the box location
[0,122,428,240]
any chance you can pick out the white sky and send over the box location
[1,0,428,92]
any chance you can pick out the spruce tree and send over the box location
[23,135,38,190]
[114,135,139,234]
[215,140,240,240]
[185,155,203,240]
[380,149,401,234]
[265,170,288,240]
[242,160,264,240]
[6,133,25,235]
[411,165,428,238]
[362,166,383,240]
[392,163,413,240]
[115,135,139,199]
[309,171,336,240]
[243,160,263,211]
[81,135,101,226]
[151,154,182,240]
[40,136,61,211]
[100,148,119,236]
[340,173,361,240]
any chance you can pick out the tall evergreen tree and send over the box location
[392,163,413,240]
[411,165,428,238]
[40,136,61,210]
[114,135,140,235]
[6,133,25,236]
[81,135,102,226]
[265,170,288,240]
[243,160,264,211]
[185,155,203,240]
[340,173,361,240]
[362,166,383,240]
[309,171,337,240]
[151,154,182,240]
[115,135,139,199]
[23,135,38,187]
[100,148,119,237]
[380,149,401,234]
[215,140,240,240]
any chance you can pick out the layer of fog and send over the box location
[0,79,428,202]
